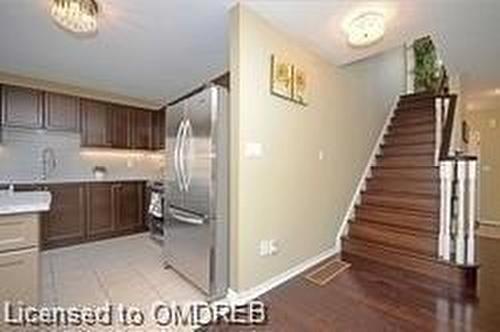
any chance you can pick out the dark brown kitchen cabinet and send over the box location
[39,181,146,249]
[45,92,80,132]
[110,105,131,149]
[152,108,166,150]
[41,184,87,249]
[80,99,112,147]
[1,85,44,129]
[86,183,114,239]
[131,108,152,150]
[112,182,145,233]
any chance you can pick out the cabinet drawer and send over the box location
[0,214,39,252]
[0,248,39,304]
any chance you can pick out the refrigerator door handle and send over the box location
[182,119,193,190]
[169,206,205,225]
[174,119,186,191]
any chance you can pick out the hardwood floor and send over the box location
[204,236,499,331]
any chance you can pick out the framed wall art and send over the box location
[292,66,308,105]
[270,54,293,99]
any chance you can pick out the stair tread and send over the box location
[354,214,438,234]
[386,128,435,137]
[358,202,438,217]
[350,220,437,238]
[342,236,471,269]
[363,190,438,200]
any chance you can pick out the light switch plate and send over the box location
[245,142,263,159]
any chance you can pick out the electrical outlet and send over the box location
[269,239,279,255]
[259,240,269,256]
[318,150,325,161]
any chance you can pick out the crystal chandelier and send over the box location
[50,0,99,35]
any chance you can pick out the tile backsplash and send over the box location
[0,128,165,183]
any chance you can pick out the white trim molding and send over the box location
[479,220,500,227]
[225,247,338,306]
[335,97,399,250]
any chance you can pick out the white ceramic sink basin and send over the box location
[0,191,52,216]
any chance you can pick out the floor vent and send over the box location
[305,260,351,286]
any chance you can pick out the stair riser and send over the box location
[395,105,435,114]
[388,123,435,136]
[366,179,438,196]
[398,99,435,109]
[371,167,439,181]
[349,223,437,256]
[394,109,435,121]
[382,144,435,156]
[377,158,433,168]
[384,133,434,146]
[341,238,477,289]
[355,207,438,232]
[392,116,435,127]
[376,155,434,168]
[362,195,439,213]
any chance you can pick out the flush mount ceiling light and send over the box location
[50,0,99,35]
[346,12,385,48]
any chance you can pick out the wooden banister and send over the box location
[438,94,457,161]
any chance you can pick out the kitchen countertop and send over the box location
[0,191,52,216]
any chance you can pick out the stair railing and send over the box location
[435,91,478,266]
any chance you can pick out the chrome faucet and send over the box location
[41,147,57,180]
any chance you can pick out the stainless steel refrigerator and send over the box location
[164,85,228,300]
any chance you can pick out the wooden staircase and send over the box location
[341,92,477,293]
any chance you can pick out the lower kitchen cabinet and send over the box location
[40,181,147,249]
[41,184,86,249]
[86,182,114,239]
[113,182,145,233]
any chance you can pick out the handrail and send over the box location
[434,89,478,266]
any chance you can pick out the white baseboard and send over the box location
[480,220,500,227]
[335,97,399,246]
[225,246,338,305]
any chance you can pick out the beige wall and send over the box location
[229,5,406,292]
[467,108,500,222]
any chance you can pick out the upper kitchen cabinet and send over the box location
[80,99,112,148]
[131,107,152,150]
[45,92,80,132]
[152,108,166,150]
[110,104,131,149]
[1,85,44,129]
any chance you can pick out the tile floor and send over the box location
[40,233,205,331]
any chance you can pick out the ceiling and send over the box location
[1,1,500,109]
[0,0,233,106]
[246,0,500,110]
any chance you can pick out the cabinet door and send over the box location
[80,99,112,147]
[86,183,114,239]
[1,85,44,129]
[45,92,80,132]
[110,105,131,149]
[0,248,39,305]
[131,108,152,150]
[152,108,166,150]
[41,184,86,249]
[114,182,144,232]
